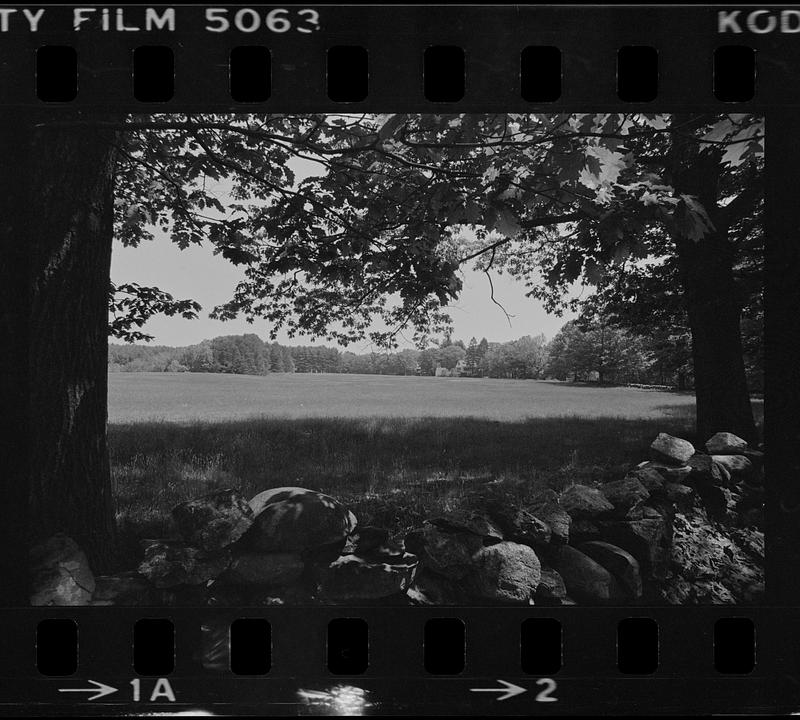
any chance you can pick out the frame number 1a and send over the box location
[130,678,176,703]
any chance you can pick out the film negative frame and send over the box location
[1,2,799,715]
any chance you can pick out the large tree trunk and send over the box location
[676,231,757,444]
[0,113,35,603]
[670,121,758,444]
[26,113,120,572]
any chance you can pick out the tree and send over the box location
[418,348,438,376]
[506,334,549,379]
[6,111,763,578]
[438,344,466,371]
[463,337,480,377]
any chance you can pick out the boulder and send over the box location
[662,578,738,605]
[661,483,696,511]
[560,484,614,518]
[243,487,356,554]
[595,517,670,579]
[430,511,504,543]
[731,528,764,562]
[577,541,642,598]
[696,484,739,521]
[548,545,627,603]
[530,504,570,544]
[138,540,230,588]
[318,553,417,601]
[494,507,551,547]
[705,432,748,455]
[687,454,731,487]
[623,503,646,520]
[535,567,567,605]
[30,534,95,606]
[639,505,664,520]
[601,478,650,513]
[527,490,571,544]
[406,568,463,606]
[466,542,541,604]
[710,454,753,478]
[626,466,666,491]
[221,552,304,586]
[667,509,763,604]
[650,433,695,465]
[172,488,254,553]
[637,462,692,484]
[418,522,484,579]
[569,518,601,542]
[350,526,390,555]
[91,572,154,606]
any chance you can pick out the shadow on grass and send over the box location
[109,411,699,570]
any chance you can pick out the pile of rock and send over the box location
[28,431,764,607]
[30,486,419,606]
[403,430,763,606]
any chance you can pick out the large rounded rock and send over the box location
[493,507,551,546]
[696,484,739,521]
[595,517,670,580]
[667,509,763,603]
[687,454,731,487]
[560,484,614,518]
[601,478,650,513]
[222,552,304,586]
[243,487,356,554]
[650,433,695,465]
[626,466,666,491]
[418,522,484,579]
[318,554,417,601]
[138,540,230,588]
[350,526,390,555]
[661,482,697,511]
[528,490,571,544]
[172,489,254,553]
[548,545,626,603]
[30,534,95,606]
[711,455,753,478]
[569,519,602,543]
[705,432,748,455]
[637,461,692,484]
[577,541,642,598]
[429,510,504,543]
[466,542,541,604]
[535,567,567,605]
[407,568,463,605]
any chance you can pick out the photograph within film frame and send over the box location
[0,2,798,715]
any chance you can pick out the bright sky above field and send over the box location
[111,151,576,349]
[111,237,575,349]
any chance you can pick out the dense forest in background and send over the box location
[109,316,764,390]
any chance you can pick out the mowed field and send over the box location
[107,372,762,567]
[108,371,697,422]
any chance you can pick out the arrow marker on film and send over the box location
[469,679,526,701]
[58,680,118,701]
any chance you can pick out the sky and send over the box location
[110,234,575,350]
[109,143,576,350]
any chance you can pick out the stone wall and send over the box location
[30,432,764,607]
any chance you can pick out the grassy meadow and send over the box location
[108,372,763,567]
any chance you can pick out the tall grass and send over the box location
[109,410,707,569]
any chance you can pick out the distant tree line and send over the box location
[108,318,761,391]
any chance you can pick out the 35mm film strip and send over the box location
[1,2,799,716]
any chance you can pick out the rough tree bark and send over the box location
[26,112,121,573]
[670,122,758,445]
[0,112,34,604]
